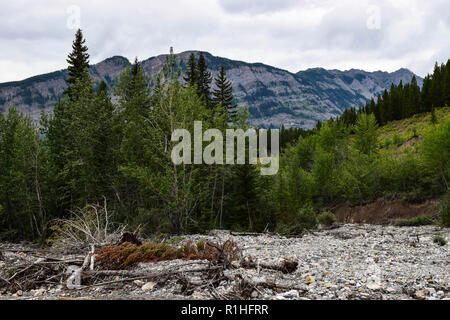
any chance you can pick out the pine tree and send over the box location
[430,62,444,109]
[196,53,212,108]
[116,58,151,122]
[442,59,450,107]
[183,53,197,87]
[65,29,90,100]
[212,66,236,120]
[409,76,421,116]
[0,108,41,240]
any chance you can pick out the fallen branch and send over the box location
[241,258,298,274]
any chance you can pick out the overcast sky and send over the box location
[0,0,449,82]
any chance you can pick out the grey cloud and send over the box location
[0,0,449,82]
[218,0,299,14]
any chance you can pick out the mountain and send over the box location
[0,51,423,128]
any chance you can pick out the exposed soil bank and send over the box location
[333,198,439,225]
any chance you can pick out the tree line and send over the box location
[337,60,450,127]
[0,30,274,241]
[1,29,449,241]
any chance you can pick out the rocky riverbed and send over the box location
[0,224,448,300]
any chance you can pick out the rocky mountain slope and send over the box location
[0,51,422,128]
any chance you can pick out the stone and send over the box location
[33,288,45,297]
[366,276,381,290]
[415,290,425,300]
[133,280,144,286]
[305,275,315,284]
[386,287,397,294]
[276,290,299,299]
[142,282,156,291]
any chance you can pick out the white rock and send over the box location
[33,288,45,297]
[133,280,145,286]
[366,276,381,290]
[277,290,299,299]
[141,282,156,291]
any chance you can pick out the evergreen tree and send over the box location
[183,53,197,87]
[65,29,90,100]
[409,76,421,116]
[113,58,154,223]
[116,58,151,123]
[0,108,42,240]
[212,66,236,120]
[442,59,450,106]
[196,53,212,108]
[430,62,444,109]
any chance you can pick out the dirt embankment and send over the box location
[333,198,439,225]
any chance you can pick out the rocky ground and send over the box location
[0,224,448,300]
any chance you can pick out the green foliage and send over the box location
[420,120,450,190]
[196,53,212,108]
[277,204,318,235]
[353,113,379,156]
[0,108,42,240]
[338,59,450,126]
[394,215,434,227]
[391,133,404,147]
[212,66,237,121]
[432,235,447,246]
[317,211,337,227]
[438,193,450,227]
[1,31,449,243]
[65,29,90,100]
[183,53,197,87]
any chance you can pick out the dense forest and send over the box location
[0,30,449,242]
[337,60,450,127]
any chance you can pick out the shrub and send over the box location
[433,235,447,246]
[277,204,318,235]
[420,120,450,191]
[49,201,125,250]
[438,194,450,227]
[394,215,434,227]
[317,211,337,227]
[392,133,404,147]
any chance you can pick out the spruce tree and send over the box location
[442,59,450,107]
[183,53,197,87]
[116,58,151,122]
[212,66,236,120]
[409,76,421,115]
[65,29,90,100]
[430,62,444,109]
[196,53,212,108]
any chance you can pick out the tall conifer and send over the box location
[65,29,90,100]
[212,66,236,120]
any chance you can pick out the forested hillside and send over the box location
[0,30,448,242]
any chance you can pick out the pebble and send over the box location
[1,224,448,300]
[305,276,315,284]
[141,282,156,291]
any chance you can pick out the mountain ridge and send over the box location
[0,51,423,128]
